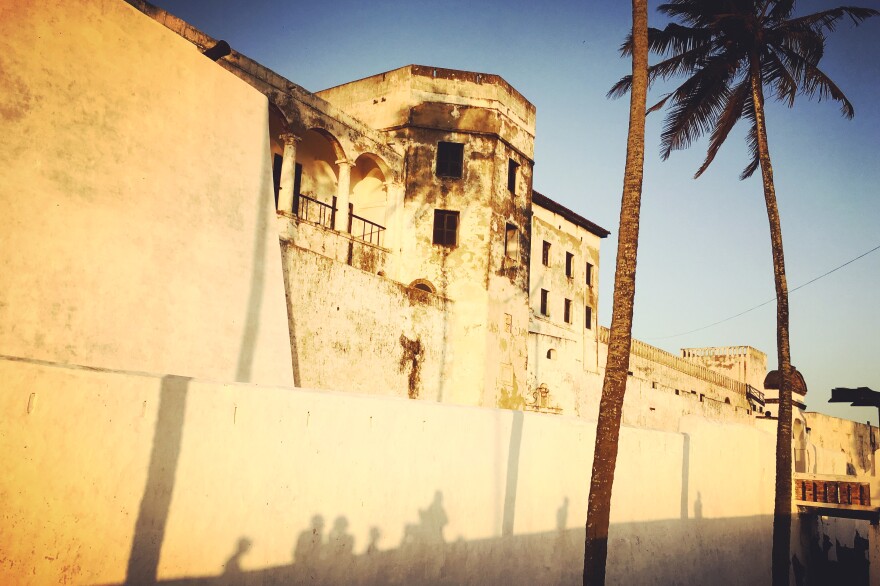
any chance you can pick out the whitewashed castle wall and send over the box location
[281,243,453,401]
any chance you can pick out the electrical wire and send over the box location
[645,243,880,341]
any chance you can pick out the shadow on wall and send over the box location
[235,138,274,384]
[795,517,870,586]
[112,492,778,586]
[125,375,190,584]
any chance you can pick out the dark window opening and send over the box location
[433,209,459,246]
[505,224,519,259]
[540,289,549,316]
[586,262,594,287]
[293,163,302,197]
[436,142,464,178]
[565,252,574,278]
[272,154,283,209]
[564,299,572,324]
[292,162,303,213]
[585,305,592,329]
[507,159,519,193]
[542,241,551,266]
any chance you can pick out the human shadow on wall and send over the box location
[137,496,778,586]
[125,375,190,584]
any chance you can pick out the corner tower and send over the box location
[319,65,535,409]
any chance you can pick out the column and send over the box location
[385,180,406,280]
[334,159,352,232]
[379,180,403,277]
[277,132,300,214]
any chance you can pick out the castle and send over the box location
[0,1,876,584]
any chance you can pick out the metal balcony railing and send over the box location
[348,204,385,247]
[295,194,336,229]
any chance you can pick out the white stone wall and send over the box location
[527,202,602,416]
[2,355,782,586]
[0,0,293,386]
[281,243,453,401]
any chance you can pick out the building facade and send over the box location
[2,2,878,584]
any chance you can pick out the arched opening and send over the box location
[408,279,436,294]
[546,349,557,360]
[350,153,389,245]
[296,129,345,228]
[793,418,807,473]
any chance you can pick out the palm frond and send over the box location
[782,7,879,33]
[767,0,796,23]
[658,55,738,159]
[762,47,798,107]
[607,40,718,99]
[739,96,760,180]
[773,43,855,117]
[695,76,751,177]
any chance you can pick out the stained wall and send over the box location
[0,0,293,386]
[280,243,453,401]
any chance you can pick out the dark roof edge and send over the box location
[532,191,610,238]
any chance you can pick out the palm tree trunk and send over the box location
[749,58,794,586]
[583,1,648,584]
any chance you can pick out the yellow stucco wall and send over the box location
[0,0,293,386]
[1,354,786,585]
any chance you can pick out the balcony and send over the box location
[794,474,879,522]
[280,193,390,275]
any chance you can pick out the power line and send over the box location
[645,243,880,341]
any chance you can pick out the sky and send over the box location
[150,0,880,424]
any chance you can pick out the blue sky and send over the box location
[150,0,880,424]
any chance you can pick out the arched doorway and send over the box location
[350,153,390,245]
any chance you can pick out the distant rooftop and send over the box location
[532,191,610,239]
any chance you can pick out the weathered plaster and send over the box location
[0,0,293,386]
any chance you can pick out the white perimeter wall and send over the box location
[0,0,293,386]
[1,355,780,585]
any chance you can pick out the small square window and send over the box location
[540,289,549,316]
[507,159,519,194]
[505,224,519,259]
[586,262,594,287]
[585,305,593,329]
[564,299,572,324]
[436,142,464,178]
[433,209,459,246]
[542,241,551,266]
[565,252,574,278]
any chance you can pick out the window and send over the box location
[542,241,551,266]
[564,299,572,323]
[272,154,283,209]
[436,142,464,178]
[565,252,574,278]
[505,224,519,258]
[507,159,519,193]
[433,210,459,246]
[585,305,592,329]
[586,262,594,287]
[540,289,549,316]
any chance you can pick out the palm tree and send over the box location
[608,1,877,584]
[583,1,649,584]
